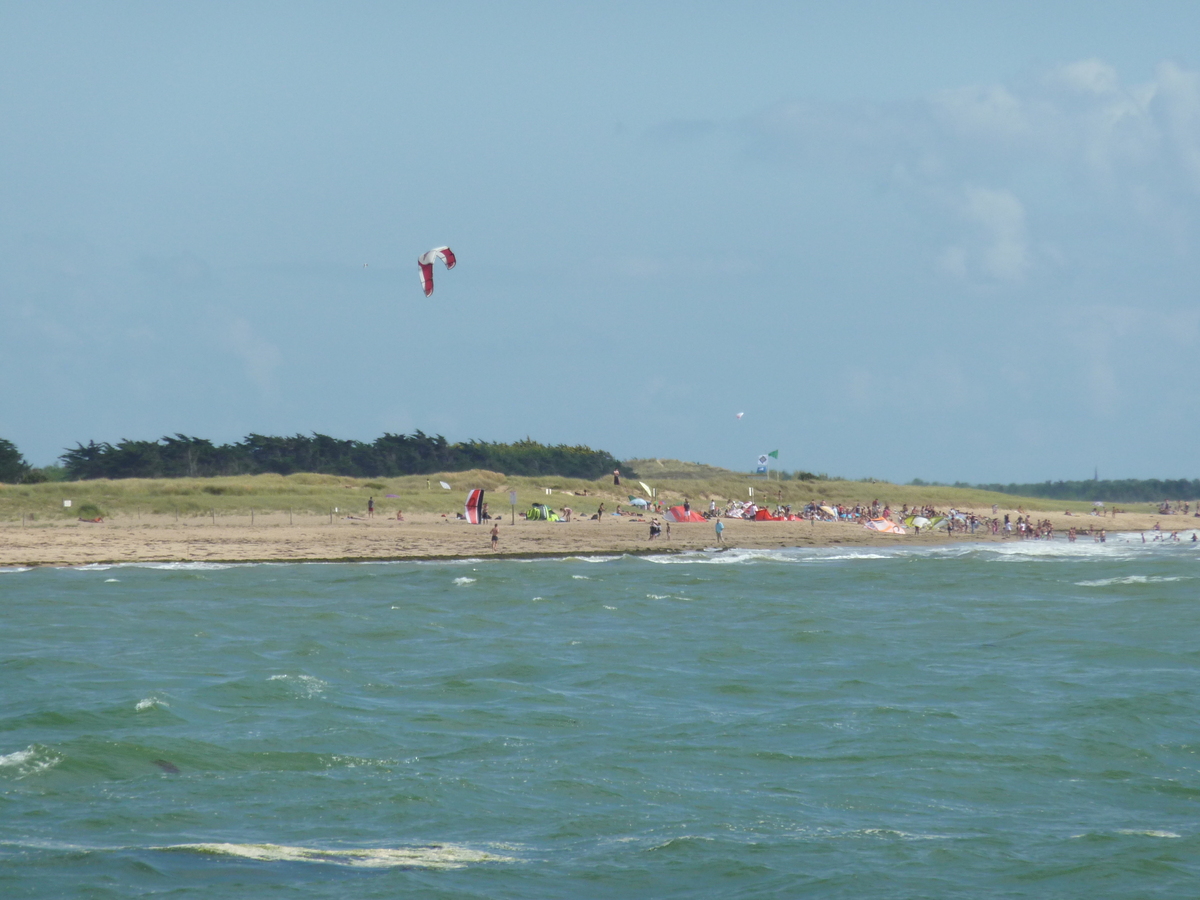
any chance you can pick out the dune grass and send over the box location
[0,461,1147,522]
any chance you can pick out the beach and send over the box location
[0,508,1184,567]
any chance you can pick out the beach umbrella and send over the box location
[628,497,649,508]
[439,481,451,490]
[639,481,653,497]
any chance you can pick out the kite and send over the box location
[736,412,744,419]
[465,489,485,524]
[418,246,456,296]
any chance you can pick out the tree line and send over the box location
[972,478,1200,503]
[1,433,632,482]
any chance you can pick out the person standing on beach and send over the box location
[596,503,605,520]
[715,520,724,544]
[613,470,621,486]
[490,523,499,551]
[367,497,374,518]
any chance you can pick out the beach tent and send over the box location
[526,504,558,521]
[665,506,706,523]
[864,518,906,534]
[754,508,783,521]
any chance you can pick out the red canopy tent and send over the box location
[665,506,706,523]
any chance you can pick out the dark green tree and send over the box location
[0,438,31,483]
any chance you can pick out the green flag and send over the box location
[767,449,779,459]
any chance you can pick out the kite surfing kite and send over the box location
[418,246,456,296]
[465,489,485,524]
[736,412,744,419]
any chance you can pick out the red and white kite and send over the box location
[418,246,456,296]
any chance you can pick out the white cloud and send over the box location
[958,186,1030,282]
[747,58,1200,286]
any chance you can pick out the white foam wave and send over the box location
[158,841,518,869]
[857,828,953,840]
[629,537,1195,566]
[1075,575,1194,587]
[73,561,240,571]
[452,576,476,585]
[0,745,63,778]
[135,697,169,711]
[267,674,326,698]
[1116,829,1181,838]
[0,567,32,574]
[572,575,590,580]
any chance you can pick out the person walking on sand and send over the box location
[596,502,605,521]
[367,496,374,518]
[715,519,724,544]
[490,523,499,551]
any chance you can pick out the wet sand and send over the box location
[0,509,1186,567]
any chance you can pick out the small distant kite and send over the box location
[418,246,456,296]
[736,412,744,419]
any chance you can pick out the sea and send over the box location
[2,535,1199,898]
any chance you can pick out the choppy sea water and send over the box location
[2,536,1200,898]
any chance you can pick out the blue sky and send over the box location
[3,2,1198,482]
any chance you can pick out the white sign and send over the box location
[757,454,769,466]
[509,491,518,505]
[63,499,72,508]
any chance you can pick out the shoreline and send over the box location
[1,508,1191,568]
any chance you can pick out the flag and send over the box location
[768,450,779,459]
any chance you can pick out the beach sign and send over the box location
[509,491,518,506]
[63,499,71,508]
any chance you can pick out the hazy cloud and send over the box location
[225,317,282,400]
[747,59,1200,283]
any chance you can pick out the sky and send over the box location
[2,1,1199,483]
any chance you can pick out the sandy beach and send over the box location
[0,508,1188,567]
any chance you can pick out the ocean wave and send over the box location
[135,696,169,711]
[627,538,1196,566]
[0,566,32,574]
[452,576,476,585]
[0,744,63,778]
[1075,575,1195,587]
[72,561,242,572]
[1116,829,1182,838]
[266,674,326,698]
[155,841,518,869]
